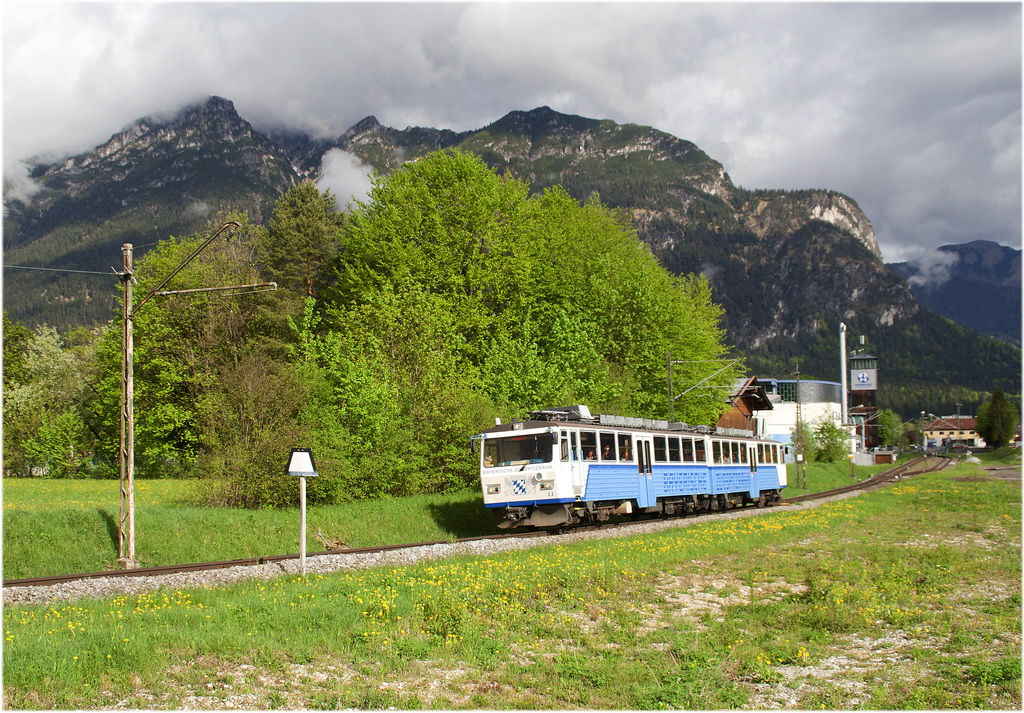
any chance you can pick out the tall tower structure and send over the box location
[848,350,879,450]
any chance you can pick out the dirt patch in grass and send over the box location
[981,466,1022,481]
[651,571,807,627]
[745,629,933,709]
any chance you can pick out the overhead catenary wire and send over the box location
[3,264,118,276]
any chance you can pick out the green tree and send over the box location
[255,180,344,297]
[2,311,32,391]
[3,325,95,477]
[976,388,1019,449]
[814,420,849,463]
[875,408,905,448]
[328,149,737,426]
[194,355,338,507]
[791,419,817,464]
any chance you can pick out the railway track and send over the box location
[2,531,551,590]
[3,456,951,591]
[782,455,951,504]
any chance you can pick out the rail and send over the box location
[781,455,950,504]
[3,456,951,590]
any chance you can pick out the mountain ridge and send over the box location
[4,95,1019,416]
[888,240,1021,345]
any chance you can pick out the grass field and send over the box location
[2,453,1020,709]
[4,459,890,580]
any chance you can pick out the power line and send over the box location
[3,264,117,276]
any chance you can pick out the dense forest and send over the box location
[3,150,741,506]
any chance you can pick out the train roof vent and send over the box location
[598,414,670,430]
[717,427,755,438]
[528,405,594,422]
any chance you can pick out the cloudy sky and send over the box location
[3,1,1020,264]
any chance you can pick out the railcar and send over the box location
[474,405,787,529]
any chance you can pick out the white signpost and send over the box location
[285,448,319,576]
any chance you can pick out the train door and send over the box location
[561,429,584,497]
[635,435,655,508]
[747,443,760,500]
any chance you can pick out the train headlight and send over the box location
[486,484,501,495]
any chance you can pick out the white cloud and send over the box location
[899,248,960,288]
[2,162,43,206]
[316,149,373,211]
[2,2,1019,261]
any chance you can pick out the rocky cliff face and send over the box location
[736,190,880,258]
[2,97,918,348]
[36,97,293,199]
[5,98,1017,406]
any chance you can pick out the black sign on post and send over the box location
[286,447,318,477]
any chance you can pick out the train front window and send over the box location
[483,434,553,468]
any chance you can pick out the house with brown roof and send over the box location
[717,377,773,437]
[923,416,982,450]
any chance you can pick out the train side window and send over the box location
[560,431,570,462]
[599,432,616,460]
[713,440,723,464]
[738,442,747,463]
[581,430,598,460]
[668,437,682,463]
[617,433,633,461]
[694,439,707,463]
[681,437,694,462]
[653,436,667,462]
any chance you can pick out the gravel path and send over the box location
[2,488,880,609]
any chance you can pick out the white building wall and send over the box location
[761,400,843,445]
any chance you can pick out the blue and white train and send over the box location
[475,405,788,529]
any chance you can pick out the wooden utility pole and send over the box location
[118,244,137,567]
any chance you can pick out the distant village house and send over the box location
[923,416,983,450]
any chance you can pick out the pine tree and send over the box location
[976,388,1020,449]
[256,181,344,297]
